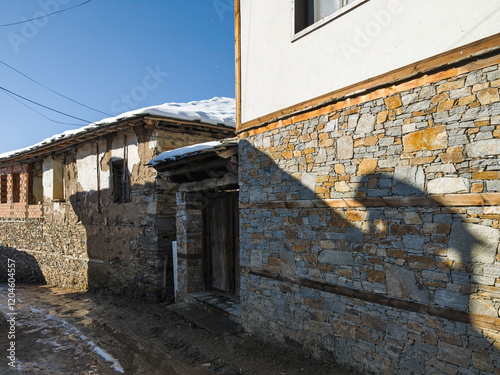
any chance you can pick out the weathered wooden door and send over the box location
[205,191,239,297]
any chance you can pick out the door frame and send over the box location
[203,190,239,298]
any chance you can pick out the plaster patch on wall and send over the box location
[76,143,98,193]
[42,155,54,200]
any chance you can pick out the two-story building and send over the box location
[236,1,500,373]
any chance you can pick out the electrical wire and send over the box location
[0,59,112,117]
[1,89,160,142]
[0,0,92,27]
[1,89,84,127]
[0,85,93,123]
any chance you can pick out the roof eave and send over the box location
[0,114,236,164]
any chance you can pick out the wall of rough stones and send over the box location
[239,59,500,373]
[175,191,205,301]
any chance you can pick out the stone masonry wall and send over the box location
[175,191,205,301]
[239,60,500,373]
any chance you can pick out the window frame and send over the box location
[52,158,65,202]
[29,162,44,205]
[292,0,369,42]
[111,159,130,203]
[12,173,20,203]
[0,175,7,204]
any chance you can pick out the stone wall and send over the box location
[238,58,500,373]
[175,191,205,301]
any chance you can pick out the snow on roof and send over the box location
[0,97,236,161]
[148,141,224,167]
[148,138,238,167]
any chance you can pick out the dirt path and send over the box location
[0,284,351,375]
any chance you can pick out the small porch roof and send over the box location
[148,138,238,184]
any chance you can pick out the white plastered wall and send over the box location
[42,155,54,200]
[240,0,500,123]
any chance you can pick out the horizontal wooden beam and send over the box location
[243,267,500,332]
[160,159,230,178]
[240,193,500,209]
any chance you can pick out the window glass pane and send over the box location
[314,0,338,22]
[112,159,129,203]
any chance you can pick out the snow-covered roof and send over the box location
[0,97,236,161]
[148,138,238,167]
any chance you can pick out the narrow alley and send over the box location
[0,284,350,375]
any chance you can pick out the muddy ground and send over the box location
[0,284,351,374]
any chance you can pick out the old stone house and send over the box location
[0,97,235,300]
[235,0,500,373]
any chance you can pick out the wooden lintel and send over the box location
[164,159,229,177]
[240,193,500,210]
[145,116,236,133]
[217,147,238,159]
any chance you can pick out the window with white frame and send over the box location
[295,0,363,34]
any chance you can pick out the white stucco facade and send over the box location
[240,0,500,123]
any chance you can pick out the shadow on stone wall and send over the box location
[0,247,46,284]
[240,141,499,371]
[67,177,176,301]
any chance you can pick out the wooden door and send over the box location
[205,191,239,297]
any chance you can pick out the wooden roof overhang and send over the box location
[152,141,238,184]
[0,115,235,167]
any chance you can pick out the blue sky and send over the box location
[0,0,235,154]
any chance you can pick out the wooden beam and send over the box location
[240,193,500,209]
[235,0,242,130]
[245,268,500,331]
[144,116,236,132]
[216,147,238,159]
[178,174,239,192]
[162,159,229,177]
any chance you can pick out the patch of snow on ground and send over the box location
[90,343,125,373]
[6,304,126,374]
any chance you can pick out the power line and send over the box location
[0,0,93,27]
[1,89,84,127]
[1,89,158,141]
[0,85,93,123]
[0,59,112,117]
